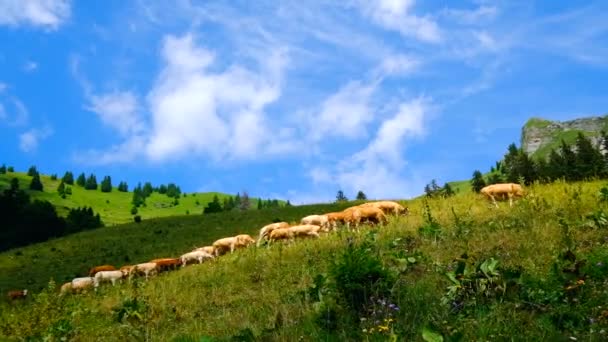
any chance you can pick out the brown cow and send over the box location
[88,265,117,277]
[7,289,28,301]
[150,258,182,272]
[480,183,524,208]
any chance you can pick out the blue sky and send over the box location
[1,0,608,204]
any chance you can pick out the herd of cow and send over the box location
[6,182,525,301]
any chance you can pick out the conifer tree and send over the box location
[27,165,37,176]
[0,164,6,174]
[57,180,65,195]
[574,132,604,180]
[335,190,348,202]
[100,176,112,193]
[29,172,43,191]
[203,195,223,214]
[471,170,486,193]
[62,171,74,185]
[356,191,367,200]
[76,173,86,187]
[85,174,98,190]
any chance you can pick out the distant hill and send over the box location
[0,170,282,225]
[521,114,608,159]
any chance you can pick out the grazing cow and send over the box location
[269,227,294,243]
[180,251,214,267]
[213,234,256,256]
[133,262,158,279]
[94,270,124,288]
[300,215,330,231]
[150,258,183,272]
[325,211,350,230]
[257,222,290,246]
[351,206,388,228]
[120,265,136,277]
[360,201,408,216]
[288,224,322,239]
[71,277,95,292]
[7,289,28,301]
[194,246,215,256]
[88,265,117,277]
[480,183,524,208]
[59,282,73,295]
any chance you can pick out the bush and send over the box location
[134,215,142,223]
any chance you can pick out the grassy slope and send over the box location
[2,181,608,340]
[0,171,276,225]
[0,201,364,295]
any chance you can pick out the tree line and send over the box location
[471,131,608,192]
[203,192,291,214]
[0,178,103,251]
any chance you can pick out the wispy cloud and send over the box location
[19,126,53,152]
[0,0,71,30]
[23,61,38,72]
[0,85,29,126]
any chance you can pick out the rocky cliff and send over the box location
[521,115,608,158]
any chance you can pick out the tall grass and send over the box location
[2,180,608,341]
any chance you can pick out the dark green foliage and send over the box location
[486,173,504,185]
[335,190,348,202]
[0,184,66,251]
[257,199,263,210]
[574,132,604,179]
[471,170,486,193]
[158,184,167,194]
[356,191,367,200]
[65,206,103,233]
[286,200,292,207]
[424,180,454,198]
[27,166,37,176]
[134,215,142,223]
[203,195,223,214]
[143,182,153,197]
[131,207,138,215]
[0,164,6,174]
[117,181,128,192]
[57,181,65,196]
[29,172,43,191]
[76,173,86,187]
[329,236,394,315]
[240,192,250,211]
[7,166,14,172]
[61,171,74,185]
[50,174,57,181]
[85,174,98,190]
[132,183,145,207]
[100,176,112,193]
[166,183,181,198]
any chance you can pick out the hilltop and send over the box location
[1,180,608,341]
[0,170,282,225]
[522,114,608,159]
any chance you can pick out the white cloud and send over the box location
[308,81,376,142]
[0,90,29,126]
[19,126,53,152]
[86,91,143,136]
[23,61,38,72]
[377,54,420,76]
[356,0,441,43]
[441,5,498,25]
[0,0,71,30]
[310,97,432,199]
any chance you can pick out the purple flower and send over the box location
[392,306,400,311]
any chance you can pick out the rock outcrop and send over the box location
[521,115,608,157]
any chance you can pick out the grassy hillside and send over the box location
[2,181,608,341]
[0,171,278,225]
[0,201,363,295]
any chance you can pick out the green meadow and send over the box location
[2,180,608,341]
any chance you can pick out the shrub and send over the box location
[134,215,142,223]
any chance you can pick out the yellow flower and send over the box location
[378,325,389,332]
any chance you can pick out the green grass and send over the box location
[2,180,608,341]
[446,179,472,194]
[0,171,279,225]
[524,117,553,130]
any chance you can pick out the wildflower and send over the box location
[378,325,389,332]
[362,329,368,333]
[360,317,367,322]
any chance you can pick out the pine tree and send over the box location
[76,173,86,187]
[27,165,38,176]
[559,140,577,181]
[547,148,565,181]
[50,174,57,180]
[143,182,153,197]
[286,200,292,207]
[85,174,98,190]
[0,164,6,174]
[117,181,128,192]
[57,181,65,195]
[574,132,604,180]
[443,183,455,197]
[62,171,74,185]
[240,192,251,211]
[159,184,167,194]
[503,143,521,182]
[257,199,263,210]
[132,183,145,207]
[100,176,112,193]
[29,172,43,191]
[7,166,14,172]
[471,170,486,193]
[203,195,223,214]
[335,190,348,202]
[356,191,367,200]
[234,193,242,209]
[10,177,19,191]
